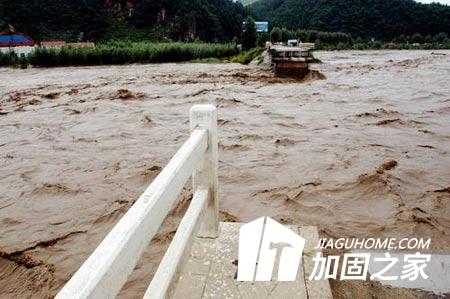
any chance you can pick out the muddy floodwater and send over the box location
[1,50,450,298]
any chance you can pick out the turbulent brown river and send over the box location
[1,50,450,298]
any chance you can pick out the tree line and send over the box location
[266,27,449,48]
[239,17,450,53]
[249,0,450,42]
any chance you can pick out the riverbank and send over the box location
[0,42,238,68]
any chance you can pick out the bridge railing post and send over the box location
[190,104,219,238]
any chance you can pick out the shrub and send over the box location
[231,47,264,64]
[433,32,448,44]
[411,33,424,44]
[19,53,28,69]
[371,41,383,49]
[256,32,269,47]
[353,43,367,50]
[0,51,18,66]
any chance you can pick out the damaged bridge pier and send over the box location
[269,44,315,78]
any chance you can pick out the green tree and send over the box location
[270,27,282,42]
[411,33,424,43]
[395,34,407,43]
[0,20,7,31]
[433,32,448,43]
[256,32,269,47]
[241,16,257,50]
[444,38,450,48]
[281,28,290,42]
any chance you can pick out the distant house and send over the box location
[0,32,34,47]
[66,42,95,48]
[40,40,66,48]
[39,41,95,48]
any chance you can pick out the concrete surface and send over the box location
[171,222,332,299]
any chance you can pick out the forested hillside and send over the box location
[0,0,247,42]
[1,0,449,43]
[249,0,450,40]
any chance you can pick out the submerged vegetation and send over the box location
[0,42,238,68]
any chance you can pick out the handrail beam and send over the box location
[143,187,210,299]
[57,129,208,299]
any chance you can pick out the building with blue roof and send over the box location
[0,32,34,47]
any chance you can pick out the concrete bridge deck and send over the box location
[171,222,332,299]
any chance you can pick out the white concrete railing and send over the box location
[56,105,218,299]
